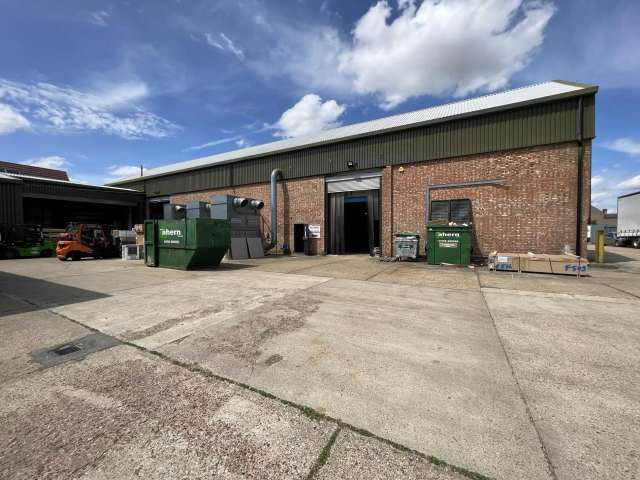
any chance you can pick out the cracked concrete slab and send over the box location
[285,258,394,280]
[484,289,640,480]
[315,429,469,480]
[0,309,90,383]
[0,345,335,480]
[160,278,552,480]
[369,264,480,290]
[230,255,344,273]
[3,255,639,480]
[51,269,328,347]
[0,271,109,313]
[477,269,636,299]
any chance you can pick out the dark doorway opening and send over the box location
[23,198,135,228]
[294,223,306,253]
[148,201,167,220]
[344,197,369,253]
[328,189,380,254]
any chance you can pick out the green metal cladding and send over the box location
[0,180,24,225]
[124,94,596,197]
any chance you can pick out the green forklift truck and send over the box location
[0,224,55,260]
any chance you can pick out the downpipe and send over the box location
[576,96,585,257]
[264,169,282,251]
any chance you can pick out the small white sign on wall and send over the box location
[308,224,321,238]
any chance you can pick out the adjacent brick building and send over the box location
[111,80,597,258]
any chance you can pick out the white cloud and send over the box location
[590,171,640,212]
[247,15,352,94]
[591,176,619,212]
[618,175,640,190]
[0,78,179,139]
[523,2,640,90]
[0,103,31,134]
[186,134,246,151]
[185,123,271,152]
[244,0,554,108]
[205,33,245,60]
[339,0,555,109]
[591,175,605,187]
[89,11,110,27]
[107,164,143,179]
[275,94,345,138]
[603,137,640,156]
[89,81,150,109]
[23,156,71,170]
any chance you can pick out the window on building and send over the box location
[429,199,472,224]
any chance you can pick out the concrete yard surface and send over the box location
[1,249,640,480]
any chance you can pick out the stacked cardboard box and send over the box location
[488,252,589,276]
[487,253,520,271]
[133,224,144,245]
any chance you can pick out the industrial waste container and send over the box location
[426,224,472,265]
[144,218,231,270]
[394,232,420,259]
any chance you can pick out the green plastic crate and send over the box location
[426,224,472,265]
[144,218,231,270]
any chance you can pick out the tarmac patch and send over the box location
[30,332,120,369]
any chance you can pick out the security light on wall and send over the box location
[347,161,356,169]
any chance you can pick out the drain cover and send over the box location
[31,332,121,369]
[53,344,81,356]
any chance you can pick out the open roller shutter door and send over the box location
[326,171,381,194]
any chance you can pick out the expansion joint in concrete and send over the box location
[50,306,493,480]
[476,271,558,480]
[597,280,640,300]
[305,426,341,480]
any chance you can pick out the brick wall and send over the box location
[381,141,591,257]
[170,176,326,254]
[168,140,590,258]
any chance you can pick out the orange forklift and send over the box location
[56,223,119,261]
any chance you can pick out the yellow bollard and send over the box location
[595,230,605,264]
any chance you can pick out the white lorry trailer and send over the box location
[617,191,640,248]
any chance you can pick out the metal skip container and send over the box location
[426,224,472,265]
[144,218,230,270]
[394,232,420,259]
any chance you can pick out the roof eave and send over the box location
[13,174,144,193]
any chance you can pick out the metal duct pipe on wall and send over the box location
[249,199,264,210]
[233,197,248,208]
[264,169,282,251]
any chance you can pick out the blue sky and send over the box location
[0,0,639,211]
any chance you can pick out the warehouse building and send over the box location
[0,162,145,228]
[110,80,597,258]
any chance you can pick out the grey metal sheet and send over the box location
[230,237,249,259]
[247,237,265,258]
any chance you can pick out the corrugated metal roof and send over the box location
[113,80,596,184]
[2,172,140,192]
[0,160,69,181]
